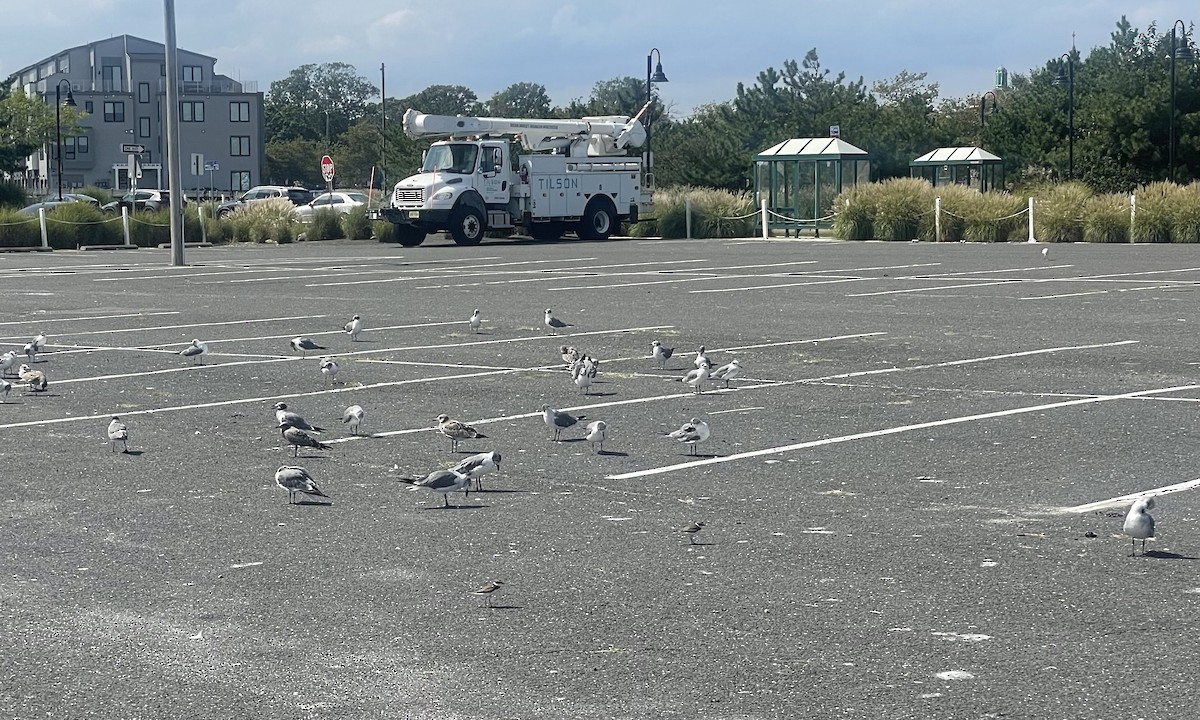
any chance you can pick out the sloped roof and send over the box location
[754,137,868,159]
[911,146,1002,164]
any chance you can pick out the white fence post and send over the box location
[121,206,131,246]
[198,204,207,245]
[1130,192,1136,239]
[1026,197,1037,243]
[760,198,769,239]
[934,196,941,243]
[685,197,692,240]
[38,207,48,248]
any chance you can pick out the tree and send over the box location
[264,138,325,186]
[399,85,479,116]
[264,63,378,144]
[0,78,84,173]
[654,103,751,191]
[483,82,552,117]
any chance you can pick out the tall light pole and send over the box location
[979,90,998,128]
[645,48,668,187]
[54,79,76,201]
[1170,20,1193,183]
[1054,53,1075,180]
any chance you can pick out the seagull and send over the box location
[1123,497,1156,556]
[279,422,332,457]
[274,465,329,504]
[585,420,607,452]
[668,418,710,455]
[453,450,501,492]
[179,339,209,365]
[710,358,743,388]
[469,308,482,333]
[472,579,504,608]
[560,345,581,367]
[544,308,572,334]
[106,416,129,453]
[290,336,326,356]
[651,340,674,369]
[573,361,593,395]
[31,333,47,353]
[319,357,340,385]
[0,350,17,376]
[682,361,712,394]
[437,414,486,452]
[344,314,363,341]
[342,404,365,435]
[583,355,599,378]
[17,364,47,393]
[542,404,583,441]
[677,520,707,545]
[22,341,37,364]
[693,345,710,368]
[400,468,472,508]
[1041,246,1050,261]
[0,379,11,403]
[273,402,325,433]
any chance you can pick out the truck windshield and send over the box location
[423,144,478,174]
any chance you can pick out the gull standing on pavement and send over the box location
[0,378,11,403]
[668,418,710,455]
[682,361,712,394]
[22,341,37,364]
[453,451,501,492]
[17,364,47,393]
[179,339,209,365]
[693,345,710,368]
[342,405,365,435]
[585,420,608,453]
[275,465,330,504]
[107,416,129,453]
[544,309,572,334]
[344,314,363,341]
[31,333,47,353]
[319,357,340,386]
[279,422,332,457]
[710,358,742,388]
[542,404,583,441]
[290,336,326,356]
[273,402,326,433]
[0,350,17,377]
[1123,497,1156,555]
[437,414,486,452]
[573,361,593,395]
[400,468,472,508]
[560,345,581,367]
[651,340,674,369]
[469,309,482,333]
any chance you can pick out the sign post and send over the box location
[321,155,335,197]
[204,160,219,200]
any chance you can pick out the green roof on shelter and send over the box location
[754,137,868,159]
[910,146,1001,165]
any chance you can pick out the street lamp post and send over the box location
[979,90,998,128]
[1170,20,1192,183]
[645,48,668,187]
[54,78,76,201]
[1054,54,1075,180]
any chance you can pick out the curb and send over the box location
[79,244,139,251]
[155,242,214,249]
[0,246,53,253]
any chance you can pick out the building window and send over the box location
[84,100,93,113]
[231,171,251,191]
[63,136,76,160]
[230,136,250,156]
[78,136,89,154]
[139,117,151,138]
[229,101,250,122]
[57,55,70,73]
[181,101,205,122]
[182,65,202,82]
[102,64,122,92]
[103,101,125,123]
[138,82,150,103]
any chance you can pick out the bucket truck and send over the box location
[373,107,652,246]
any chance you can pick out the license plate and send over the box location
[408,210,420,219]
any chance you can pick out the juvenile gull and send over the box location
[560,345,581,367]
[453,450,501,492]
[0,378,10,403]
[279,422,332,457]
[273,402,326,433]
[585,420,608,453]
[107,416,129,453]
[274,465,329,504]
[469,308,482,333]
[0,350,17,376]
[17,364,47,393]
[472,579,504,608]
[682,361,712,394]
[668,418,710,455]
[1123,497,1156,556]
[342,404,365,435]
[290,336,326,356]
[400,468,472,508]
[677,520,707,545]
[179,339,209,365]
[437,414,486,452]
[710,358,742,388]
[344,314,363,341]
[651,340,674,369]
[542,404,583,441]
[319,357,340,385]
[544,308,572,334]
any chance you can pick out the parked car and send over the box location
[101,189,181,214]
[293,191,372,223]
[216,186,316,217]
[17,193,101,216]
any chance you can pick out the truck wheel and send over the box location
[394,226,426,247]
[450,205,485,246]
[578,199,616,240]
[528,222,562,241]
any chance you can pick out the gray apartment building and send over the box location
[8,34,264,195]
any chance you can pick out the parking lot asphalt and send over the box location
[2,234,1200,719]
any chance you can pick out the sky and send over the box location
[2,0,1197,118]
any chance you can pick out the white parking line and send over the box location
[1052,476,1200,514]
[604,383,1198,480]
[688,264,944,294]
[1,314,330,341]
[0,311,179,328]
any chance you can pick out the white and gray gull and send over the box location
[290,336,326,356]
[453,450,502,492]
[179,339,209,365]
[542,404,583,441]
[273,402,326,433]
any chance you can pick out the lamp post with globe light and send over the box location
[54,78,77,201]
[645,48,668,187]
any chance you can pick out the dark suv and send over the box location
[101,189,182,214]
[216,186,316,217]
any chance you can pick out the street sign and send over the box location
[829,125,840,139]
[204,161,220,172]
[190,153,204,176]
[321,155,335,183]
[121,143,146,154]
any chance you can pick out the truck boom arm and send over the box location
[402,107,648,158]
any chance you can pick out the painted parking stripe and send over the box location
[0,311,179,328]
[0,314,330,341]
[1052,477,1200,514]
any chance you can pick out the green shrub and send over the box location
[634,186,755,239]
[341,207,372,240]
[1082,193,1131,243]
[78,186,115,206]
[308,208,343,240]
[1131,182,1178,243]
[271,221,294,244]
[1170,184,1200,243]
[227,198,297,243]
[127,210,170,247]
[1034,181,1092,243]
[959,191,1025,243]
[204,215,231,244]
[873,177,930,241]
[929,184,977,242]
[373,220,397,242]
[0,182,28,209]
[831,183,876,240]
[0,210,41,246]
[45,203,122,248]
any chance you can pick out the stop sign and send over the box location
[320,155,335,182]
